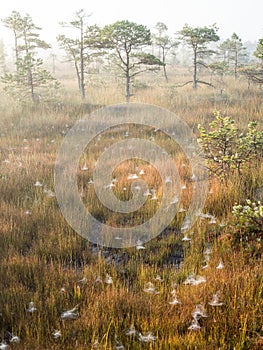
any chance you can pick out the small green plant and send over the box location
[198,111,263,179]
[231,199,263,254]
[232,199,263,232]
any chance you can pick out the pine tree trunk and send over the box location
[80,18,85,100]
[193,48,197,89]
[162,48,168,82]
[27,66,36,103]
[14,33,19,72]
[234,50,238,80]
[126,69,130,102]
[126,54,130,102]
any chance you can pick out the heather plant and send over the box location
[233,199,263,234]
[230,199,263,258]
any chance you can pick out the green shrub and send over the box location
[231,199,263,254]
[198,111,263,179]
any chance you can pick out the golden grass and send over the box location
[0,74,262,349]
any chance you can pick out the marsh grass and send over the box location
[0,75,262,349]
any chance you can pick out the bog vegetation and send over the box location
[0,9,263,350]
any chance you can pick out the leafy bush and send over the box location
[198,111,263,179]
[231,200,263,253]
[232,199,263,232]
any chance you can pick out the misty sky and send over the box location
[0,0,262,52]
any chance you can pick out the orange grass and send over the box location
[0,74,262,349]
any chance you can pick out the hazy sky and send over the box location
[0,0,262,52]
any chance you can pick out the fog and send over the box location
[0,0,262,56]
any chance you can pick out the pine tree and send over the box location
[177,24,220,88]
[1,11,59,103]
